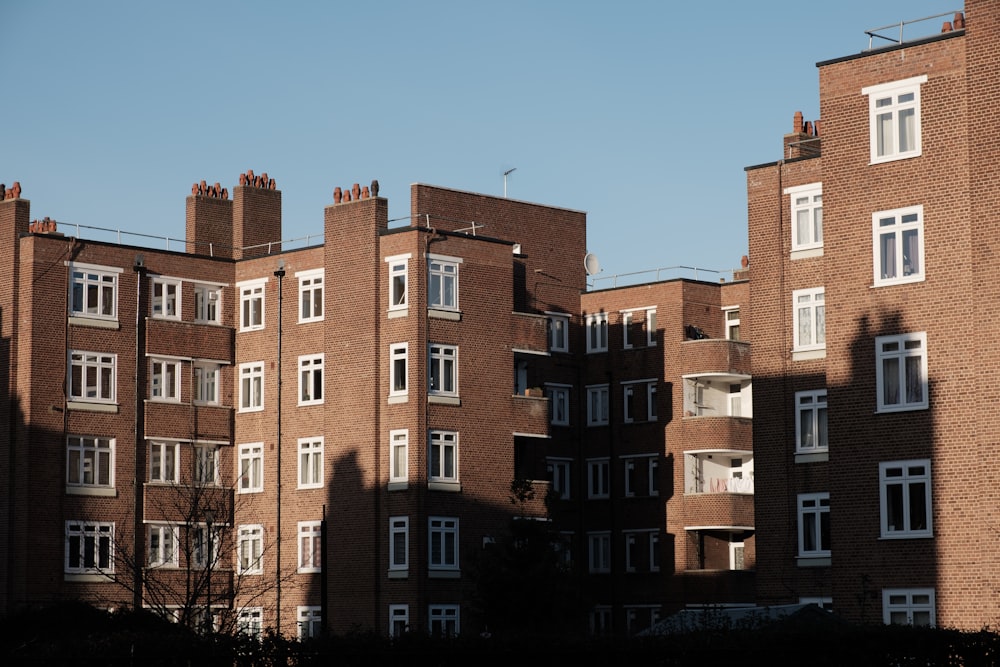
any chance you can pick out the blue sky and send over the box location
[2,1,955,285]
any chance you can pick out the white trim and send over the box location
[64,261,125,274]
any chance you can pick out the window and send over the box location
[149,441,179,483]
[622,311,634,349]
[792,288,825,352]
[588,532,611,573]
[796,390,828,453]
[785,183,823,252]
[69,263,119,320]
[546,385,570,425]
[625,533,638,572]
[194,445,218,486]
[428,254,460,311]
[194,284,221,324]
[389,516,409,572]
[298,606,322,640]
[880,460,932,538]
[389,430,408,484]
[883,588,935,626]
[237,608,263,637]
[650,532,661,572]
[587,385,609,426]
[298,437,323,489]
[238,525,264,574]
[239,362,264,412]
[622,307,656,349]
[586,313,608,353]
[623,380,656,423]
[590,607,612,635]
[863,75,926,164]
[389,344,407,399]
[66,436,114,489]
[238,279,266,331]
[150,277,181,319]
[548,314,569,352]
[649,458,660,496]
[797,493,831,558]
[386,254,409,311]
[193,363,219,404]
[65,521,114,574]
[588,458,610,499]
[428,605,459,637]
[873,205,924,286]
[69,351,116,404]
[624,384,636,423]
[624,459,637,497]
[648,383,658,421]
[297,269,324,323]
[298,521,322,572]
[298,354,324,406]
[547,458,571,500]
[239,443,263,493]
[724,307,741,340]
[429,431,458,484]
[429,344,458,396]
[876,333,928,412]
[428,517,459,571]
[389,604,409,637]
[150,358,181,402]
[193,523,221,569]
[148,524,178,568]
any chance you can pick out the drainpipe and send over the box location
[273,261,285,632]
[133,254,147,613]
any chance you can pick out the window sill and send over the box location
[790,247,823,260]
[150,315,182,323]
[791,349,826,362]
[872,276,924,288]
[297,484,323,491]
[869,151,922,166]
[297,568,321,575]
[795,451,829,464]
[387,481,408,492]
[387,570,408,579]
[875,404,928,414]
[796,556,831,568]
[880,532,933,540]
[237,406,265,414]
[429,481,461,492]
[298,317,325,325]
[388,308,408,319]
[64,573,115,583]
[387,395,408,405]
[66,486,117,497]
[68,316,120,330]
[428,395,460,406]
[429,308,461,321]
[238,326,265,334]
[67,401,119,414]
[298,401,324,408]
[428,570,461,579]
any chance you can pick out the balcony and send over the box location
[683,450,754,495]
[145,401,233,442]
[146,318,234,360]
[511,312,550,355]
[683,492,755,532]
[679,339,750,378]
[510,393,550,437]
[682,374,752,419]
[682,417,752,450]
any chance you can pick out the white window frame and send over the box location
[298,437,323,489]
[297,606,322,640]
[296,269,324,323]
[237,607,263,637]
[875,332,928,412]
[238,279,266,331]
[428,604,459,637]
[428,517,459,572]
[298,520,322,573]
[193,362,220,405]
[649,457,660,497]
[622,379,656,424]
[586,384,609,426]
[650,532,661,572]
[194,283,222,324]
[883,588,935,626]
[792,287,825,352]
[428,255,461,311]
[68,262,121,321]
[239,362,264,412]
[621,307,656,349]
[66,435,114,489]
[723,306,741,341]
[429,430,458,484]
[547,313,569,352]
[149,441,179,483]
[546,384,570,426]
[389,343,408,399]
[147,523,179,568]
[428,344,458,397]
[68,351,117,404]
[797,492,831,558]
[785,183,823,252]
[624,458,637,497]
[389,604,409,637]
[151,276,181,320]
[389,516,409,572]
[386,254,410,312]
[586,313,608,353]
[192,523,221,569]
[588,532,611,573]
[194,444,219,486]
[65,521,114,574]
[547,458,571,500]
[150,358,182,402]
[587,458,610,499]
[389,429,408,484]
[795,390,828,453]
[863,75,926,164]
[298,354,324,406]
[238,443,264,493]
[880,459,932,539]
[873,205,925,286]
[625,532,638,572]
[238,525,264,575]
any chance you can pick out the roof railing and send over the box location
[865,10,962,50]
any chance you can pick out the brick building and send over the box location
[748,1,997,628]
[0,173,751,637]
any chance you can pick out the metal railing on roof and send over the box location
[589,265,731,290]
[865,10,962,50]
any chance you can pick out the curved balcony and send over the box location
[682,491,755,529]
[680,338,750,377]
[681,417,753,450]
[511,312,550,355]
[510,393,550,437]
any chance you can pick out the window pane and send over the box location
[898,107,915,152]
[909,482,927,530]
[886,483,904,531]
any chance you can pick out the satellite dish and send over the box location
[584,252,601,276]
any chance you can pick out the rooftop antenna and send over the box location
[503,167,517,198]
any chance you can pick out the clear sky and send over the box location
[2,1,956,286]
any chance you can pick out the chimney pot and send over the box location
[954,12,965,29]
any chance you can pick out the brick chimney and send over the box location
[185,170,282,259]
[783,111,822,159]
[186,180,234,258]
